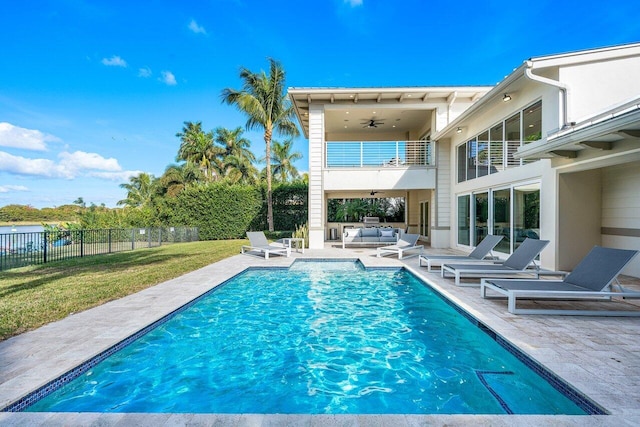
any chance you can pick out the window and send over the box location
[524,101,542,143]
[457,100,541,182]
[489,122,504,173]
[457,195,470,246]
[505,112,521,168]
[457,144,466,182]
[466,138,477,180]
[477,131,489,178]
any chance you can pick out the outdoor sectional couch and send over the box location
[342,227,400,249]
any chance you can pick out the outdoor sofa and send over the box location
[342,227,400,249]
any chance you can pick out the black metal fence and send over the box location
[0,227,199,271]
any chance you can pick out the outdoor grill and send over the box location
[362,216,380,227]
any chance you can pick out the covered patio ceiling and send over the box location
[289,87,491,138]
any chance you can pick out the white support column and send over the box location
[308,104,325,249]
[431,139,451,248]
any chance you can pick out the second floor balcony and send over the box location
[326,140,434,169]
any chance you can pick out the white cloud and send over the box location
[88,170,143,182]
[160,71,177,86]
[344,0,363,6]
[0,150,125,180]
[0,122,60,151]
[138,66,152,78]
[0,151,66,178]
[58,151,121,172]
[188,19,207,35]
[101,55,128,67]
[0,185,29,193]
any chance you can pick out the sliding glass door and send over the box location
[473,192,489,246]
[492,188,511,253]
[457,182,540,253]
[457,195,470,246]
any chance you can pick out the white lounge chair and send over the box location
[419,235,504,272]
[441,238,551,286]
[241,231,291,259]
[376,234,423,259]
[481,246,640,316]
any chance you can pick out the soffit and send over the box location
[516,99,640,159]
[289,87,491,138]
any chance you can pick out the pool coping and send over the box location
[1,247,639,426]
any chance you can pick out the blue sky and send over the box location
[1,0,639,208]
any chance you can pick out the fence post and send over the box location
[43,232,48,264]
[80,230,84,257]
[131,229,135,251]
[159,228,162,246]
[108,229,112,253]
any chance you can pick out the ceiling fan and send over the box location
[361,118,385,128]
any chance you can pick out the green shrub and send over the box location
[249,182,308,231]
[168,183,262,240]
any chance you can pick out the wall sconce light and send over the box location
[456,127,463,134]
[503,93,512,102]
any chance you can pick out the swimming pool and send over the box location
[17,259,600,414]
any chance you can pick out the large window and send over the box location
[457,183,540,254]
[457,100,542,183]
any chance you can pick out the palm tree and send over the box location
[176,121,221,181]
[214,127,255,163]
[223,154,259,184]
[159,163,204,197]
[271,138,302,183]
[221,58,300,231]
[118,172,156,208]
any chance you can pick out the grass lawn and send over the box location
[0,240,244,341]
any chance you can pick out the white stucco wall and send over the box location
[560,55,640,122]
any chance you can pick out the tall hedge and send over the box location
[166,183,262,240]
[250,182,308,231]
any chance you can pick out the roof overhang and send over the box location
[288,86,491,138]
[516,97,640,159]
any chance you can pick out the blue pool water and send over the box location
[25,260,590,414]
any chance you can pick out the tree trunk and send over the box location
[265,126,274,232]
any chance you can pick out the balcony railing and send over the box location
[326,140,434,168]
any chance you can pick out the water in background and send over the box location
[0,225,45,234]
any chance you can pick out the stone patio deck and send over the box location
[0,243,638,426]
